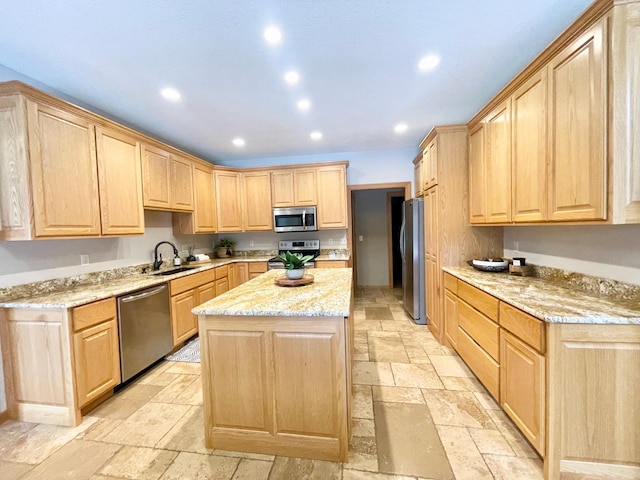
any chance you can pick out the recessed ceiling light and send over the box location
[310,131,322,141]
[297,98,311,111]
[418,54,440,71]
[284,71,300,85]
[394,123,408,134]
[160,87,181,102]
[264,26,282,45]
[232,137,245,147]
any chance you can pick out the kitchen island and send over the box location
[192,268,353,462]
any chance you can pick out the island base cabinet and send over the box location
[545,323,640,480]
[199,315,350,462]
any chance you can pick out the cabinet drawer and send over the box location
[214,265,229,280]
[248,262,268,274]
[458,299,500,361]
[457,281,498,321]
[72,297,116,332]
[499,303,545,353]
[443,272,458,294]
[457,327,500,400]
[170,269,215,296]
[315,260,347,268]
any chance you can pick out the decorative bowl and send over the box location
[469,258,509,272]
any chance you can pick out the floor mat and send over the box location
[165,336,200,363]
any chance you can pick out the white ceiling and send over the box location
[0,0,593,163]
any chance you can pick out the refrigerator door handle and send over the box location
[399,220,406,262]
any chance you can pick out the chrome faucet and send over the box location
[153,241,179,270]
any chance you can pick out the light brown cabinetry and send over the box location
[467,3,640,225]
[418,126,502,341]
[71,298,120,408]
[511,70,548,222]
[248,262,268,279]
[214,170,243,232]
[96,127,145,235]
[316,165,348,228]
[422,140,438,190]
[412,152,423,197]
[484,101,512,223]
[169,270,215,346]
[271,169,317,207]
[173,162,217,234]
[242,171,273,230]
[548,19,606,221]
[199,313,350,461]
[214,265,229,296]
[443,282,458,349]
[315,260,348,268]
[229,262,249,289]
[141,145,194,212]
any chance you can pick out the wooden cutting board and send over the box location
[274,274,315,287]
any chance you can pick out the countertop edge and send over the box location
[442,266,640,325]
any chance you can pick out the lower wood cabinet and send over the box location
[248,261,268,279]
[169,270,215,346]
[72,298,120,409]
[229,262,249,289]
[443,289,458,349]
[500,329,545,454]
[315,260,348,268]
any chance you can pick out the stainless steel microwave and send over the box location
[273,206,318,233]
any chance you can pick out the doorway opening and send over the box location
[348,182,411,288]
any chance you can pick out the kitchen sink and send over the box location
[152,266,197,276]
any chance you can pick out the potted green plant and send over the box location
[277,251,314,280]
[214,238,235,258]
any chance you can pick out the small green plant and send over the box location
[214,238,235,249]
[277,251,314,270]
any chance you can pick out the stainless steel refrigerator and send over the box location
[400,198,426,325]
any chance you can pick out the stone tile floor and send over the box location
[0,287,543,480]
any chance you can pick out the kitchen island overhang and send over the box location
[192,268,354,462]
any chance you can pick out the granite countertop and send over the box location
[193,268,353,317]
[0,256,273,309]
[443,266,640,325]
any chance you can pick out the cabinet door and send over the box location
[198,282,216,304]
[426,259,440,337]
[444,289,458,349]
[214,170,243,232]
[170,155,194,211]
[237,262,249,285]
[215,277,229,296]
[193,163,217,232]
[424,141,438,189]
[170,289,198,346]
[413,160,423,197]
[317,165,347,228]
[248,262,268,279]
[512,70,548,223]
[469,124,486,224]
[500,329,545,455]
[271,170,295,207]
[293,169,318,206]
[27,101,101,237]
[73,318,121,407]
[243,171,273,230]
[548,19,606,221]
[141,144,171,209]
[424,187,438,260]
[96,127,144,235]
[485,100,512,223]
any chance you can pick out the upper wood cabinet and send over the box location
[485,100,512,223]
[316,164,348,229]
[412,153,423,197]
[242,171,273,231]
[96,127,145,235]
[271,168,317,207]
[548,19,606,221]
[141,144,194,212]
[512,70,548,223]
[173,162,217,235]
[422,140,438,190]
[215,170,243,232]
[468,124,486,224]
[467,4,640,225]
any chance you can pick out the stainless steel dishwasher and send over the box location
[117,283,172,382]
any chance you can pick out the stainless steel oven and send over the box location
[273,206,318,233]
[267,240,320,270]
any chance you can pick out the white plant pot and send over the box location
[286,268,305,280]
